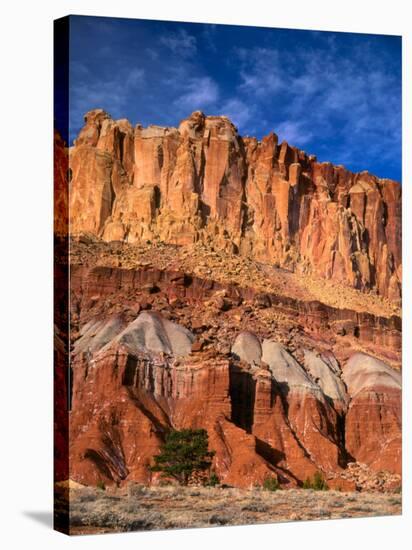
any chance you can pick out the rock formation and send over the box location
[343,353,402,474]
[67,305,401,490]
[53,108,402,494]
[68,109,401,302]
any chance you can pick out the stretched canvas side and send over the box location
[53,15,70,535]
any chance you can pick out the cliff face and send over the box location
[68,303,401,490]
[68,109,401,302]
[54,107,402,494]
[66,262,401,490]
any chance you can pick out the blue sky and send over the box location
[64,16,401,181]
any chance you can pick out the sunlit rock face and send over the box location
[53,107,401,493]
[68,109,401,302]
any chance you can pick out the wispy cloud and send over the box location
[201,24,218,53]
[276,121,313,145]
[69,62,146,135]
[173,76,219,111]
[160,28,197,58]
[219,98,254,128]
[232,40,401,172]
[237,47,284,96]
[67,18,401,180]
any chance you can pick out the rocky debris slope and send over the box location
[67,110,401,302]
[68,306,401,491]
[66,484,402,534]
[69,261,401,370]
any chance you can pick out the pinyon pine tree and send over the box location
[151,428,215,485]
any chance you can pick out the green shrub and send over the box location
[302,477,312,489]
[312,471,329,491]
[204,472,220,487]
[151,428,215,486]
[302,471,328,491]
[263,476,280,491]
[96,479,106,491]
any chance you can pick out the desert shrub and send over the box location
[302,471,328,491]
[151,428,215,486]
[241,502,269,513]
[204,472,220,487]
[302,477,312,489]
[312,471,329,490]
[347,505,374,513]
[77,488,98,502]
[96,480,106,491]
[69,510,88,526]
[126,512,165,531]
[127,483,146,498]
[329,499,345,508]
[209,514,230,525]
[316,509,331,517]
[263,476,280,491]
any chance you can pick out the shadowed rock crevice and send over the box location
[229,364,256,433]
[255,437,285,466]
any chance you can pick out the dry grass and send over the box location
[65,484,402,535]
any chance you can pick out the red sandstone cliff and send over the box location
[68,109,401,302]
[64,263,401,490]
[53,112,402,493]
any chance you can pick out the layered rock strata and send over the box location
[68,309,401,490]
[53,109,402,494]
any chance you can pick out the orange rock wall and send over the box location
[68,109,401,301]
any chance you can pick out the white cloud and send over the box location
[276,120,313,146]
[233,42,400,174]
[219,98,254,128]
[238,47,284,95]
[160,29,197,58]
[126,68,145,89]
[69,65,146,136]
[174,76,219,111]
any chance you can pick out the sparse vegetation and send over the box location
[302,471,329,491]
[65,484,402,534]
[150,428,215,486]
[262,476,280,492]
[96,480,106,491]
[204,472,220,487]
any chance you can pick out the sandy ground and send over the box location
[58,484,402,535]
